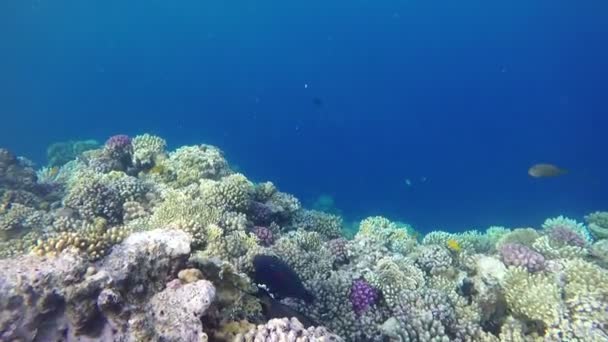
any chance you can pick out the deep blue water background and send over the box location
[1,0,607,233]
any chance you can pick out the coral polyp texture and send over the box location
[1,134,607,341]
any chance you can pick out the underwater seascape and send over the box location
[1,0,608,341]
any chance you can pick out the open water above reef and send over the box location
[1,0,607,232]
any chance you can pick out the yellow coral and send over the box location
[502,267,562,326]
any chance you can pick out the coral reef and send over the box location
[1,134,607,342]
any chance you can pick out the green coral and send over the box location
[585,211,608,240]
[496,227,540,249]
[47,139,99,167]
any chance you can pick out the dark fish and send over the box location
[312,97,323,107]
[252,254,314,303]
[528,163,567,178]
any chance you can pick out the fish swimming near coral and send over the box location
[528,163,568,178]
[446,238,461,252]
[252,254,314,303]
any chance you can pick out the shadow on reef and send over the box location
[1,133,608,341]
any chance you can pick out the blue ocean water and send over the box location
[1,0,607,233]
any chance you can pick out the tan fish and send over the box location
[528,163,568,178]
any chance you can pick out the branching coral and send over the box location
[271,232,332,281]
[383,289,458,342]
[502,267,562,327]
[365,256,425,307]
[291,209,343,239]
[357,216,417,255]
[415,244,454,276]
[199,173,253,212]
[0,203,48,241]
[168,145,231,186]
[131,133,167,168]
[63,171,124,224]
[542,215,592,244]
[532,235,587,259]
[235,317,343,342]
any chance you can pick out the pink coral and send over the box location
[328,238,349,265]
[549,226,586,247]
[252,226,274,246]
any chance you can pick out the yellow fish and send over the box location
[446,239,461,252]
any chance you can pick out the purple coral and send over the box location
[350,279,378,315]
[249,201,276,226]
[252,226,274,246]
[499,243,545,272]
[105,134,131,150]
[104,134,133,160]
[549,226,586,247]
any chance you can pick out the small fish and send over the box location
[252,255,314,303]
[405,179,412,187]
[446,239,461,252]
[528,163,568,178]
[312,97,323,107]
